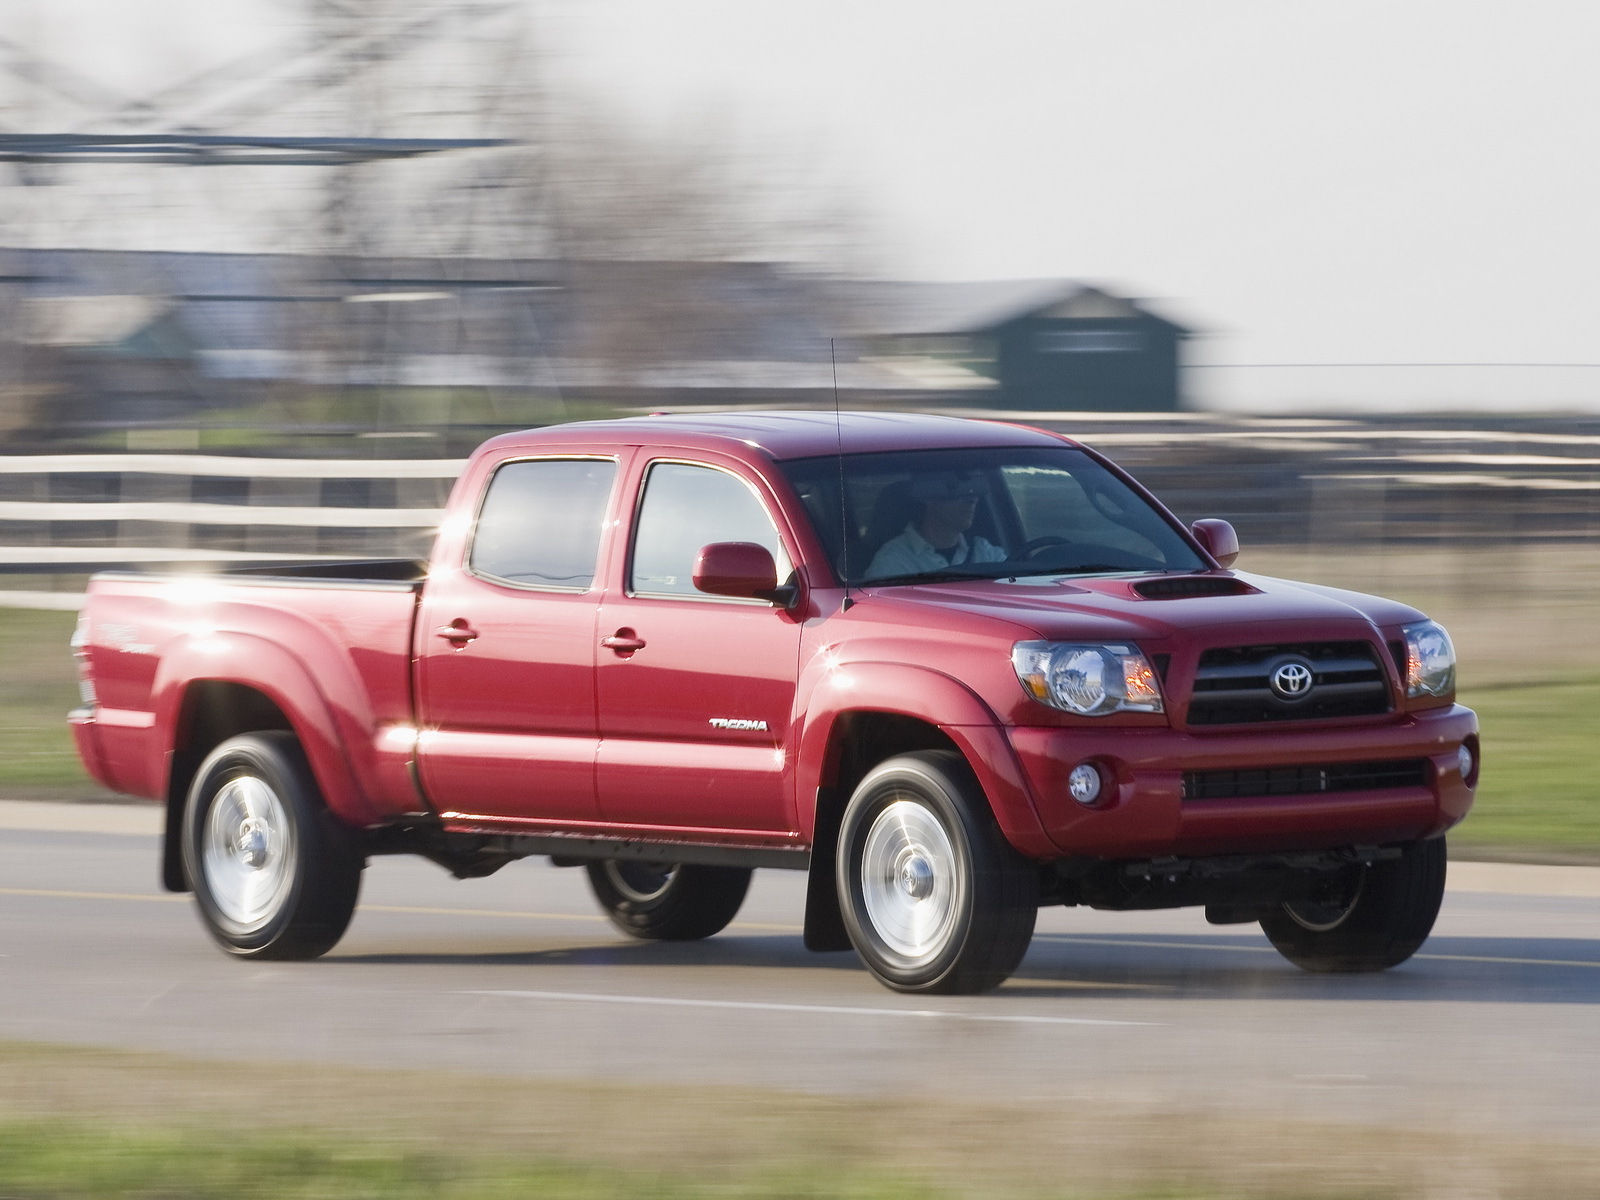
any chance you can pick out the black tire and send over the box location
[181,732,363,960]
[836,751,1038,994]
[1260,838,1447,973]
[585,860,751,940]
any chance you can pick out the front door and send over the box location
[595,459,803,836]
[416,455,618,823]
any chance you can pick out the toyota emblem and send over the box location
[1270,659,1315,699]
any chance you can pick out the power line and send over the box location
[0,133,509,166]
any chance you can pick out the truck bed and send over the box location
[215,558,430,584]
[72,563,427,823]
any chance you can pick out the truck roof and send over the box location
[476,410,1074,462]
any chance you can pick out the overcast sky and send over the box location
[8,0,1600,410]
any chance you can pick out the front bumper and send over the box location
[1009,704,1478,858]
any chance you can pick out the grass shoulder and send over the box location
[5,1042,1600,1200]
[1453,677,1600,860]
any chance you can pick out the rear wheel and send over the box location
[836,751,1037,994]
[181,732,363,959]
[585,860,751,940]
[1260,838,1447,972]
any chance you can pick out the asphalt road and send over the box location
[3,808,1599,1142]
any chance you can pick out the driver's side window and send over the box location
[630,462,792,598]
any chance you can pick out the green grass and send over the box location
[0,608,102,796]
[1452,677,1600,856]
[0,1121,1420,1200]
[0,1121,950,1200]
[3,607,1596,856]
[4,1038,1600,1199]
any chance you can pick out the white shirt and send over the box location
[865,522,1007,580]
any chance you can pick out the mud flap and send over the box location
[162,787,189,893]
[803,786,852,951]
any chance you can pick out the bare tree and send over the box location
[532,107,876,270]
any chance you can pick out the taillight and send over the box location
[70,612,96,706]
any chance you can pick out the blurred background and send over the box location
[0,5,1597,1197]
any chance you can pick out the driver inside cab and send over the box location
[865,471,1007,579]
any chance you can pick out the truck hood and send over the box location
[856,570,1427,646]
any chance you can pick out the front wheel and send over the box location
[181,732,363,960]
[585,860,751,940]
[836,751,1037,994]
[1260,838,1447,972]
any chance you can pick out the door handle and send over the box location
[436,619,479,647]
[601,629,646,654]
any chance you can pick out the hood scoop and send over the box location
[1132,575,1260,600]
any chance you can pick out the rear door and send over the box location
[415,454,621,823]
[595,456,804,836]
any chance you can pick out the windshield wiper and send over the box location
[1058,563,1131,575]
[1011,562,1134,577]
[859,565,1009,586]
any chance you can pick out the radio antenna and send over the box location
[831,338,853,611]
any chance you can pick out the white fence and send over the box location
[4,415,1597,610]
[0,453,465,608]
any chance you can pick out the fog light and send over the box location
[1457,743,1475,781]
[1068,763,1103,806]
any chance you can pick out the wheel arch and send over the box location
[155,644,366,892]
[797,666,1053,951]
[796,665,1052,854]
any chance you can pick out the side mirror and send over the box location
[693,542,794,604]
[1190,518,1240,569]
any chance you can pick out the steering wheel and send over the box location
[1009,535,1075,561]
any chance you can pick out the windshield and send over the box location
[780,445,1206,585]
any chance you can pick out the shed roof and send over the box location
[832,280,1189,337]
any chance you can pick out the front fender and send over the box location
[150,631,377,827]
[796,661,1055,858]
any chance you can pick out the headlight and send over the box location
[1012,642,1164,716]
[1401,620,1456,698]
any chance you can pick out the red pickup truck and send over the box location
[69,412,1477,993]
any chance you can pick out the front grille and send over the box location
[1185,758,1429,801]
[1187,640,1391,725]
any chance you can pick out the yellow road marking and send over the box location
[359,903,801,932]
[364,903,603,923]
[1000,976,1167,992]
[1034,934,1276,954]
[0,886,183,903]
[1416,952,1600,969]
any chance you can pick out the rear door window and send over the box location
[469,458,616,590]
